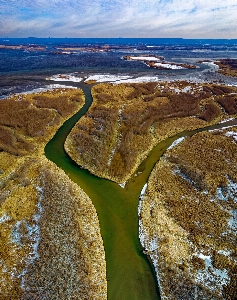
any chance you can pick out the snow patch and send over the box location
[140,183,148,199]
[194,252,230,292]
[85,74,131,83]
[14,84,78,97]
[119,182,126,188]
[228,210,237,230]
[167,137,185,150]
[47,74,83,82]
[7,185,44,289]
[225,131,237,141]
[154,62,185,69]
[201,61,219,71]
[117,76,160,83]
[138,183,148,240]
[216,176,237,202]
[128,56,162,61]
[46,84,77,89]
[217,250,231,258]
[137,183,163,297]
[0,213,11,224]
[149,237,158,251]
[84,74,160,84]
[209,122,237,132]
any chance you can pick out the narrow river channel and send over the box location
[45,82,237,300]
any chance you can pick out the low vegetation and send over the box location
[215,59,237,77]
[65,81,237,183]
[140,128,237,299]
[0,89,84,156]
[0,89,107,299]
[216,94,237,114]
[0,156,107,299]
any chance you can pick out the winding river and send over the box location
[45,82,237,300]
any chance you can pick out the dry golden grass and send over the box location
[140,128,237,299]
[216,94,237,114]
[65,81,237,183]
[0,157,107,299]
[0,88,107,299]
[215,59,237,77]
[0,88,84,156]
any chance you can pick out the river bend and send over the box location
[45,82,237,300]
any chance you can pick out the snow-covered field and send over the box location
[154,62,185,69]
[47,74,83,82]
[84,74,131,83]
[85,74,160,84]
[128,56,162,61]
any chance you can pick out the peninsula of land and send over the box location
[0,89,107,299]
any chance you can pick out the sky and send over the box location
[0,0,237,38]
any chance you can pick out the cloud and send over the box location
[0,0,237,38]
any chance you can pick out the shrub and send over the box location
[198,103,221,122]
[216,95,237,114]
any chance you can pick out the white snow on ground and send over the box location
[138,183,162,297]
[200,61,219,70]
[13,84,77,97]
[0,213,11,224]
[19,186,43,289]
[138,183,148,245]
[228,210,237,230]
[47,74,83,82]
[194,252,230,292]
[140,183,148,200]
[138,183,147,248]
[181,86,192,93]
[47,84,77,89]
[119,182,126,188]
[138,183,148,230]
[167,137,185,150]
[225,131,237,141]
[117,76,160,83]
[84,74,131,83]
[84,74,160,84]
[154,62,185,69]
[168,85,201,94]
[220,118,235,123]
[218,250,231,256]
[209,123,237,132]
[149,237,159,251]
[107,146,116,168]
[4,185,43,289]
[128,56,161,61]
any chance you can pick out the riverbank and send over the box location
[1,78,237,299]
[64,81,237,184]
[0,88,107,299]
[139,122,237,299]
[45,83,161,300]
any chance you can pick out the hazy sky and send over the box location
[0,0,237,38]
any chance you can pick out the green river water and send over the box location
[44,83,237,300]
